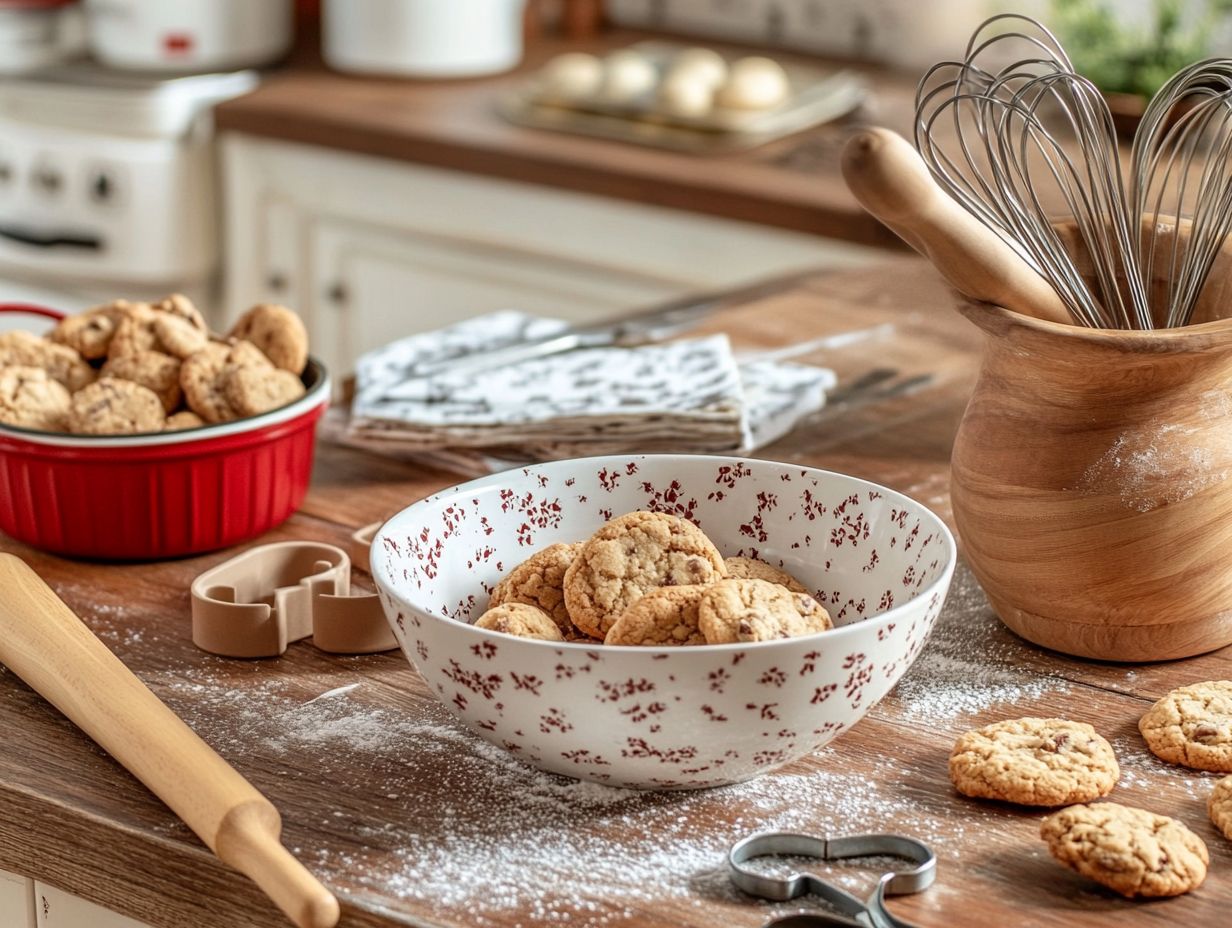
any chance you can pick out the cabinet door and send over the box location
[307,217,684,378]
[33,883,151,928]
[0,869,33,928]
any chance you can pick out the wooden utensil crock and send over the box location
[951,224,1232,660]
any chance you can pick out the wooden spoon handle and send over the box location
[0,554,339,928]
[841,127,1073,326]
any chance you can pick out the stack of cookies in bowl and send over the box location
[0,296,309,435]
[475,509,834,647]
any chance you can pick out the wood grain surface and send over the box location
[2,260,1231,928]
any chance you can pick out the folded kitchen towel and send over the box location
[343,310,834,464]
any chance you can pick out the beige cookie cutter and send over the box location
[191,540,396,658]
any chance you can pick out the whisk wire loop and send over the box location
[914,15,1232,329]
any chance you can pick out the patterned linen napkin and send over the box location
[342,311,834,464]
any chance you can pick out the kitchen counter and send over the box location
[1,258,1229,927]
[214,31,916,248]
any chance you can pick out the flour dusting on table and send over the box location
[154,669,971,927]
[888,566,1071,720]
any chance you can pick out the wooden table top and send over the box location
[214,30,916,249]
[2,259,1230,928]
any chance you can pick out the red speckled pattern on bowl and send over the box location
[372,455,956,789]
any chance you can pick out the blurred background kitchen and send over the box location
[2,0,1231,384]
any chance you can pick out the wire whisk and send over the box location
[914,13,1232,329]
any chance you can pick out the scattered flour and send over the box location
[1077,422,1229,512]
[41,562,1203,926]
[888,566,1071,720]
[148,671,967,927]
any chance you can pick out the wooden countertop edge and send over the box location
[216,102,899,246]
[0,778,424,928]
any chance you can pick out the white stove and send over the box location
[0,63,255,313]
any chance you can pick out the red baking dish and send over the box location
[0,305,330,560]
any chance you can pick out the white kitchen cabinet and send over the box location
[221,134,874,378]
[305,214,681,380]
[0,869,33,928]
[33,882,151,928]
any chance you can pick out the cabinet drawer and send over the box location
[0,869,33,928]
[33,883,151,928]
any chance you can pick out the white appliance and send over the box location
[0,0,85,75]
[83,0,293,73]
[0,64,256,307]
[322,0,527,78]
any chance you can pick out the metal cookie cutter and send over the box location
[728,832,936,928]
[191,541,397,658]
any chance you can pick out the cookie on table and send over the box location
[102,350,183,413]
[948,718,1119,806]
[698,578,831,644]
[223,366,305,417]
[563,511,726,639]
[724,556,808,593]
[228,303,309,374]
[1139,680,1232,772]
[1040,801,1208,898]
[0,330,95,392]
[489,542,582,635]
[0,366,71,431]
[180,340,272,423]
[67,379,164,435]
[605,585,709,646]
[164,410,205,432]
[48,301,131,359]
[473,603,564,641]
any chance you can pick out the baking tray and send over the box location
[498,41,867,154]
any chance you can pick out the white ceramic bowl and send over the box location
[372,455,955,789]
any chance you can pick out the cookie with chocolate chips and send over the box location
[474,602,564,641]
[1041,801,1208,898]
[1139,680,1232,772]
[949,717,1119,806]
[563,511,726,640]
[698,578,831,644]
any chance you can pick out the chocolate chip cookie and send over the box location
[489,542,582,635]
[1040,801,1208,897]
[0,330,95,392]
[563,511,726,639]
[698,578,832,644]
[1139,681,1232,772]
[102,350,183,413]
[0,366,71,430]
[180,340,272,423]
[724,556,808,593]
[223,366,306,418]
[164,410,205,431]
[153,314,209,360]
[1208,775,1232,841]
[67,379,164,435]
[48,301,130,360]
[228,304,309,374]
[605,584,709,646]
[949,718,1119,806]
[107,304,162,358]
[153,293,207,332]
[474,602,564,641]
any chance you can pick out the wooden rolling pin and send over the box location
[0,554,340,928]
[841,126,1073,326]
